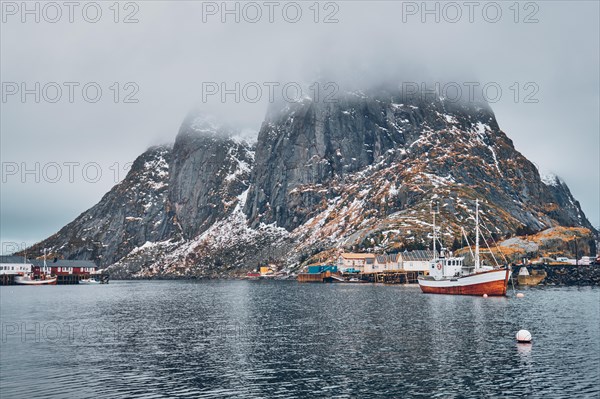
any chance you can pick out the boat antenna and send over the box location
[475,199,480,270]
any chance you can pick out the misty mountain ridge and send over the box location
[22,86,596,277]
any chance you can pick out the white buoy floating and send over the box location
[516,329,532,343]
[483,294,488,298]
[516,293,525,298]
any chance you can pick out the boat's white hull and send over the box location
[418,268,510,296]
[79,279,100,285]
[14,276,57,285]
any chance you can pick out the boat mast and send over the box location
[431,201,437,258]
[43,248,48,274]
[475,200,480,270]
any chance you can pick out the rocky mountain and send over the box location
[22,87,596,277]
[23,114,255,269]
[23,145,177,265]
[243,90,593,254]
[168,114,255,239]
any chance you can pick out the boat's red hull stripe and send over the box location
[419,270,509,296]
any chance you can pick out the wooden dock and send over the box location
[0,274,15,286]
[297,271,337,283]
[56,273,109,284]
[297,270,422,284]
[361,270,421,284]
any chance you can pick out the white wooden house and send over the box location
[338,251,436,274]
[398,250,437,272]
[337,253,375,273]
[0,256,32,275]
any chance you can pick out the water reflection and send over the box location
[0,282,598,398]
[516,342,533,358]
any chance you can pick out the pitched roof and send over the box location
[0,256,98,268]
[340,253,375,260]
[0,255,29,264]
[400,250,438,262]
[30,259,97,268]
[387,253,400,263]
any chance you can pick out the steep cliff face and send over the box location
[244,93,496,230]
[244,90,593,241]
[538,173,589,229]
[169,115,254,239]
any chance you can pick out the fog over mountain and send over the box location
[1,1,599,252]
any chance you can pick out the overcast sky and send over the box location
[1,1,598,253]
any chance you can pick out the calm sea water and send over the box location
[1,281,599,398]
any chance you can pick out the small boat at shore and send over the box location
[346,277,367,283]
[418,199,510,296]
[79,278,100,285]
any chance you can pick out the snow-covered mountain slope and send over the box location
[24,89,596,277]
[24,113,256,269]
[23,145,179,265]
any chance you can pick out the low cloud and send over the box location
[1,1,598,249]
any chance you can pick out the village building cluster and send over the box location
[337,250,438,274]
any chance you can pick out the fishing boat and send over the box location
[15,249,57,286]
[14,274,57,285]
[418,199,510,296]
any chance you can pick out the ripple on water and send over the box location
[1,282,598,398]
